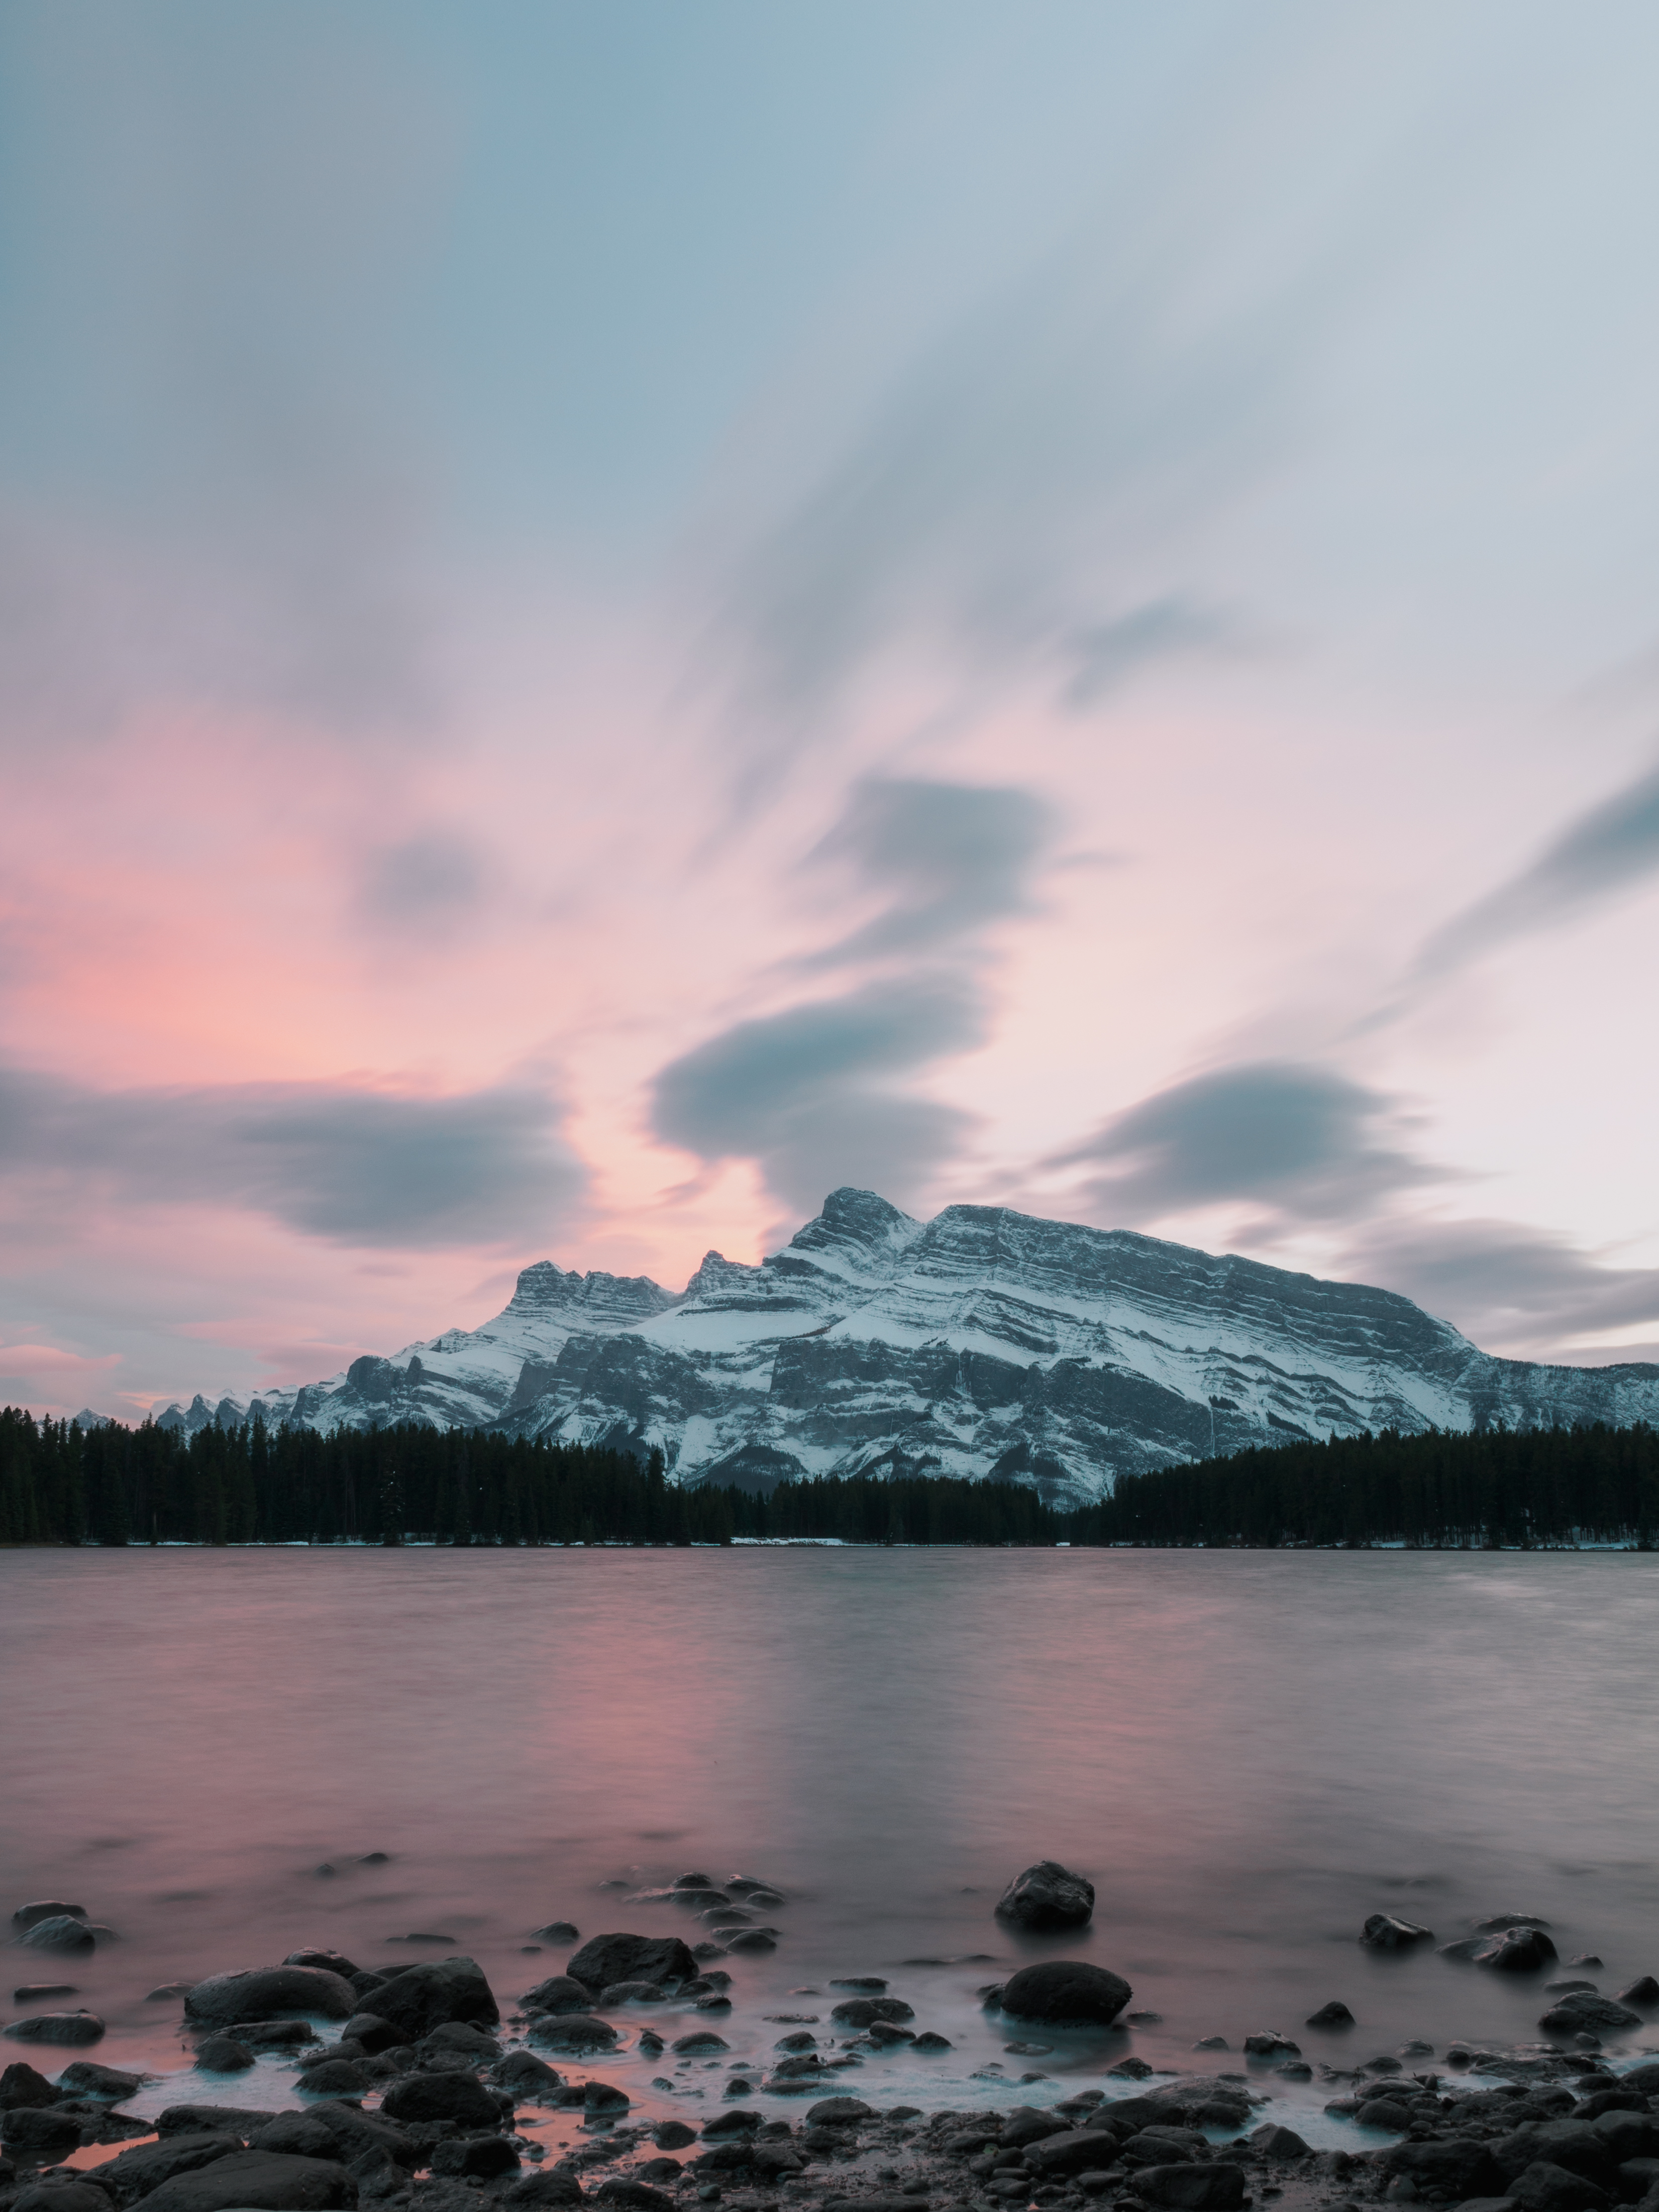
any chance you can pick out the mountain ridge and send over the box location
[152,1187,1659,1506]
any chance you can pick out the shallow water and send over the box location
[4,1547,1658,2137]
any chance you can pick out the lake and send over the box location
[4,1546,1658,2139]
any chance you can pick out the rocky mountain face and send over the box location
[155,1187,1659,1506]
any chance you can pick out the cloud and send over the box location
[649,976,984,1214]
[358,832,490,928]
[1340,1215,1659,1362]
[1059,596,1243,709]
[0,1064,585,1248]
[1052,1059,1441,1227]
[803,776,1055,967]
[1410,756,1659,981]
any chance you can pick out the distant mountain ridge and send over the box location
[152,1187,1659,1506]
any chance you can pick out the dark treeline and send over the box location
[2,1408,1655,1548]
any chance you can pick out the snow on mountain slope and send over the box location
[156,1187,1659,1505]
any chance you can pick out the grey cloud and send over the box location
[1411,757,1659,980]
[650,976,983,1215]
[1339,1216,1659,1362]
[1060,596,1242,709]
[359,833,490,927]
[0,1065,584,1247]
[804,777,1055,966]
[1053,1060,1440,1226]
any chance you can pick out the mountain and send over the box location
[154,1187,1659,1506]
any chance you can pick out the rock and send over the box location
[0,2065,57,2111]
[531,1925,579,1944]
[4,2015,106,2046]
[147,1985,194,2002]
[723,1931,777,1954]
[829,1978,887,1992]
[504,2174,585,2206]
[185,1969,356,2028]
[1000,1961,1132,2027]
[194,2039,255,2072]
[1030,2134,1125,2178]
[360,1959,498,2040]
[297,2059,370,2096]
[1619,2064,1659,2093]
[17,1919,96,1957]
[100,2133,248,2203]
[10,1906,86,1933]
[1478,1930,1560,1973]
[431,2138,520,2180]
[1133,2165,1247,2210]
[1362,1916,1434,1949]
[251,2104,415,2170]
[340,2014,401,2055]
[56,2062,143,2100]
[1,2106,84,2158]
[912,2032,952,2050]
[233,2023,319,2050]
[1589,2114,1659,2162]
[805,2098,874,2127]
[1251,2127,1309,2160]
[1492,2125,1618,2189]
[12,1987,79,2006]
[995,1863,1096,1931]
[1001,2114,1073,2150]
[527,2015,618,2051]
[1475,1914,1552,1932]
[1357,2100,1414,2132]
[565,1936,696,1992]
[13,2184,114,2212]
[596,1982,663,2007]
[828,1997,914,2029]
[1539,1994,1642,2034]
[284,1953,359,1979]
[700,2111,762,2139]
[491,2051,563,2098]
[154,2104,273,2138]
[593,2184,671,2212]
[521,1977,595,2016]
[1242,2033,1300,2057]
[671,2035,729,2054]
[379,2073,503,2129]
[1510,2165,1612,2212]
[420,2022,499,2059]
[1616,1976,1659,2006]
[1385,2144,1507,2198]
[139,2151,355,2212]
[1306,2002,1355,2027]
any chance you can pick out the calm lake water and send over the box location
[4,1548,1658,2139]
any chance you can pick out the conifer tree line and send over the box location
[1,1407,1655,1548]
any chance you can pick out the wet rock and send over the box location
[419,2022,499,2060]
[521,1976,594,2015]
[527,2015,617,2051]
[672,2034,729,2054]
[1539,1994,1642,2034]
[380,2073,503,2130]
[699,2111,762,2140]
[1510,2164,1612,2212]
[1357,2100,1414,2132]
[146,1985,194,2003]
[1000,1961,1132,2027]
[830,1979,887,1992]
[593,2183,671,2212]
[17,1921,95,1957]
[1362,1916,1434,1950]
[1616,1976,1659,2006]
[1250,2127,1309,2161]
[185,1968,355,2028]
[1133,2164,1247,2209]
[4,2015,105,2046]
[284,1952,359,1978]
[531,1924,579,1944]
[912,2033,952,2051]
[673,1874,717,1891]
[194,2038,254,2072]
[830,1997,915,2029]
[1030,2133,1125,2178]
[690,1943,727,1962]
[1470,1930,1561,1973]
[567,1936,695,1993]
[654,2123,697,2151]
[12,1987,79,2007]
[140,2150,355,2212]
[1110,2057,1156,2078]
[805,2098,873,2127]
[504,2174,584,2207]
[0,2064,57,2111]
[723,1932,777,1954]
[363,1959,499,2041]
[251,2104,416,2170]
[995,1863,1096,1932]
[349,1970,389,1998]
[1306,2002,1355,2028]
[596,1983,663,2007]
[1,2105,83,2159]
[1242,2033,1300,2057]
[337,2013,401,2055]
[12,2183,113,2212]
[100,2132,248,2203]
[56,2063,143,2102]
[10,1907,86,1934]
[297,2059,370,2096]
[431,2137,520,2180]
[1384,2144,1506,2198]
[1588,2114,1659,2162]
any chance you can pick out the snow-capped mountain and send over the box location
[155,1187,1659,1505]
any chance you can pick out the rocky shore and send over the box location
[5,1873,1658,2212]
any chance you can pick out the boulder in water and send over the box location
[1000,1961,1132,2026]
[17,1920,95,1956]
[194,2038,255,2072]
[361,1957,498,2039]
[4,2014,105,2046]
[1306,2000,1355,2027]
[1362,1915,1434,1949]
[566,1934,696,1991]
[140,2149,354,2212]
[1539,1992,1642,2033]
[10,1906,86,1933]
[379,2072,503,2129]
[184,1968,355,2027]
[995,1862,1096,1931]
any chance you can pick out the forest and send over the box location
[1,1406,1654,1549]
